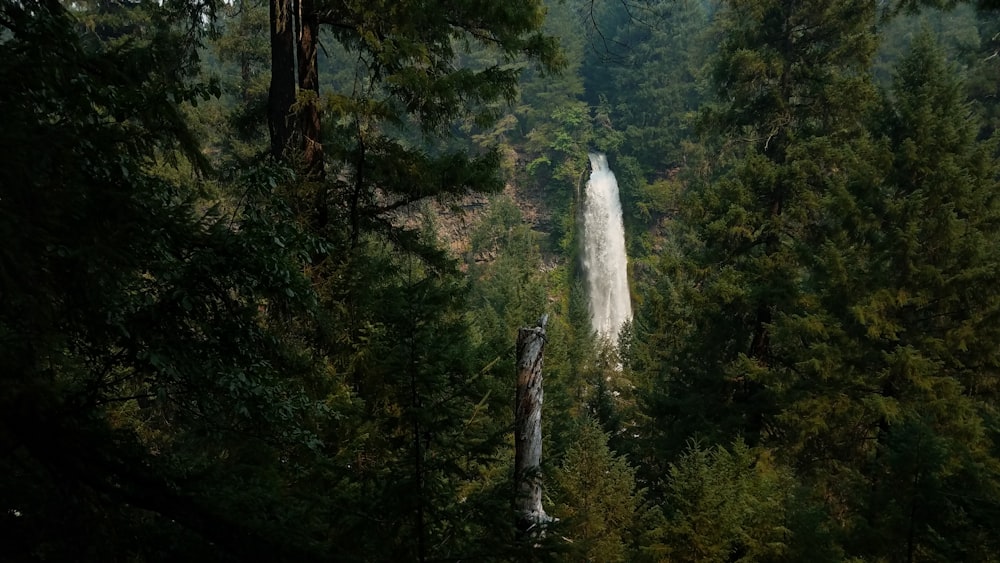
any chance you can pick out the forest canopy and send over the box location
[3,0,1000,561]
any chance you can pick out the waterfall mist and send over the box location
[582,153,632,344]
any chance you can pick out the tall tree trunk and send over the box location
[296,0,326,230]
[268,0,295,160]
[514,314,551,532]
[297,0,323,180]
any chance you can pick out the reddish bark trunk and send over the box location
[268,0,295,160]
[296,0,324,181]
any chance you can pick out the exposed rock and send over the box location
[389,181,556,268]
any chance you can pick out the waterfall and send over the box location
[582,153,632,345]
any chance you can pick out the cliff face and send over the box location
[392,179,557,268]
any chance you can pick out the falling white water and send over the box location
[582,153,632,344]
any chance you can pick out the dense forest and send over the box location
[5,0,1000,560]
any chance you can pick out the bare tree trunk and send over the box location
[515,314,552,532]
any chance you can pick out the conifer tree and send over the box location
[639,0,881,455]
[265,0,562,240]
[582,0,713,178]
[554,417,642,562]
[211,0,271,163]
[844,31,1000,560]
[649,439,792,563]
[0,2,330,559]
[639,14,1000,559]
[267,4,564,558]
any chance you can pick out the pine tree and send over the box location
[649,18,1000,561]
[583,0,714,178]
[639,0,881,456]
[0,2,329,559]
[264,0,562,241]
[648,439,792,563]
[210,0,272,164]
[554,416,643,562]
[845,30,1000,561]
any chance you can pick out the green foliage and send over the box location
[203,0,272,164]
[873,4,981,88]
[314,242,521,561]
[582,0,714,176]
[633,6,1000,561]
[635,0,883,461]
[841,30,1000,560]
[468,195,548,356]
[0,2,326,560]
[301,0,565,244]
[9,0,1000,560]
[649,440,791,562]
[553,416,643,562]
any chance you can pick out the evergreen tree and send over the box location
[845,31,1000,560]
[265,0,562,240]
[583,0,714,179]
[0,2,328,560]
[263,1,566,559]
[638,0,881,457]
[553,416,643,562]
[208,0,272,164]
[648,440,792,563]
[637,11,1000,559]
[313,245,524,561]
